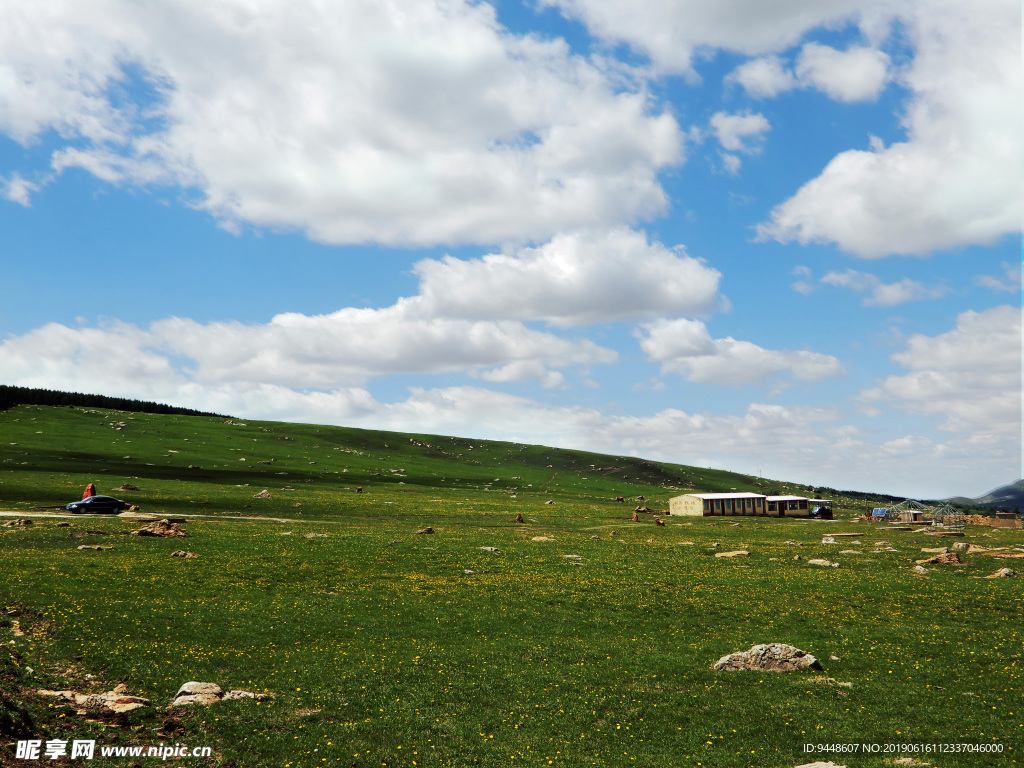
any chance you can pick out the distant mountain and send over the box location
[949,479,1024,511]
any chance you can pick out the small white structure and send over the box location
[767,495,813,517]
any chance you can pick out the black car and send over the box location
[66,496,129,514]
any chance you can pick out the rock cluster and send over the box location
[915,552,962,565]
[713,643,822,672]
[984,568,1016,579]
[36,684,150,715]
[132,520,187,538]
[169,681,271,707]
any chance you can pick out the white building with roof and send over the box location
[669,492,827,517]
[668,492,766,516]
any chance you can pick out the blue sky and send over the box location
[0,0,1019,499]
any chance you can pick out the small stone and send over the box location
[253,490,272,499]
[807,559,838,567]
[912,565,929,574]
[223,690,271,701]
[415,527,435,535]
[77,545,113,551]
[171,551,199,558]
[303,533,327,538]
[480,546,499,552]
[531,536,554,542]
[985,568,1016,578]
[715,550,749,558]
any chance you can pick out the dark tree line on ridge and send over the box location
[0,385,226,419]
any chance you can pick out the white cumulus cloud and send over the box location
[540,0,867,75]
[820,269,948,306]
[731,44,889,102]
[794,43,890,102]
[709,111,770,153]
[728,55,797,98]
[635,317,845,385]
[0,0,682,247]
[861,305,1021,437]
[414,228,721,327]
[759,0,1023,256]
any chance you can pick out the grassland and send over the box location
[1,404,1021,767]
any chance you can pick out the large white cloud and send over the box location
[861,305,1021,437]
[636,317,845,385]
[540,0,867,76]
[0,305,616,396]
[0,0,681,246]
[546,0,1021,258]
[759,0,1023,256]
[415,228,720,327]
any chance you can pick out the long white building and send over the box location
[668,492,828,518]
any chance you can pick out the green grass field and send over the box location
[1,404,1020,767]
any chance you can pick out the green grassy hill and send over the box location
[0,402,874,520]
[2,403,1020,767]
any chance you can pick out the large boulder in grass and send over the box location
[36,684,150,715]
[713,643,822,672]
[915,552,963,565]
[170,682,271,707]
[170,682,223,706]
[132,520,186,538]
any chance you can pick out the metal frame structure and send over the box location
[929,503,966,529]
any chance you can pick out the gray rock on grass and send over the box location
[37,684,149,715]
[170,681,271,707]
[713,643,822,672]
